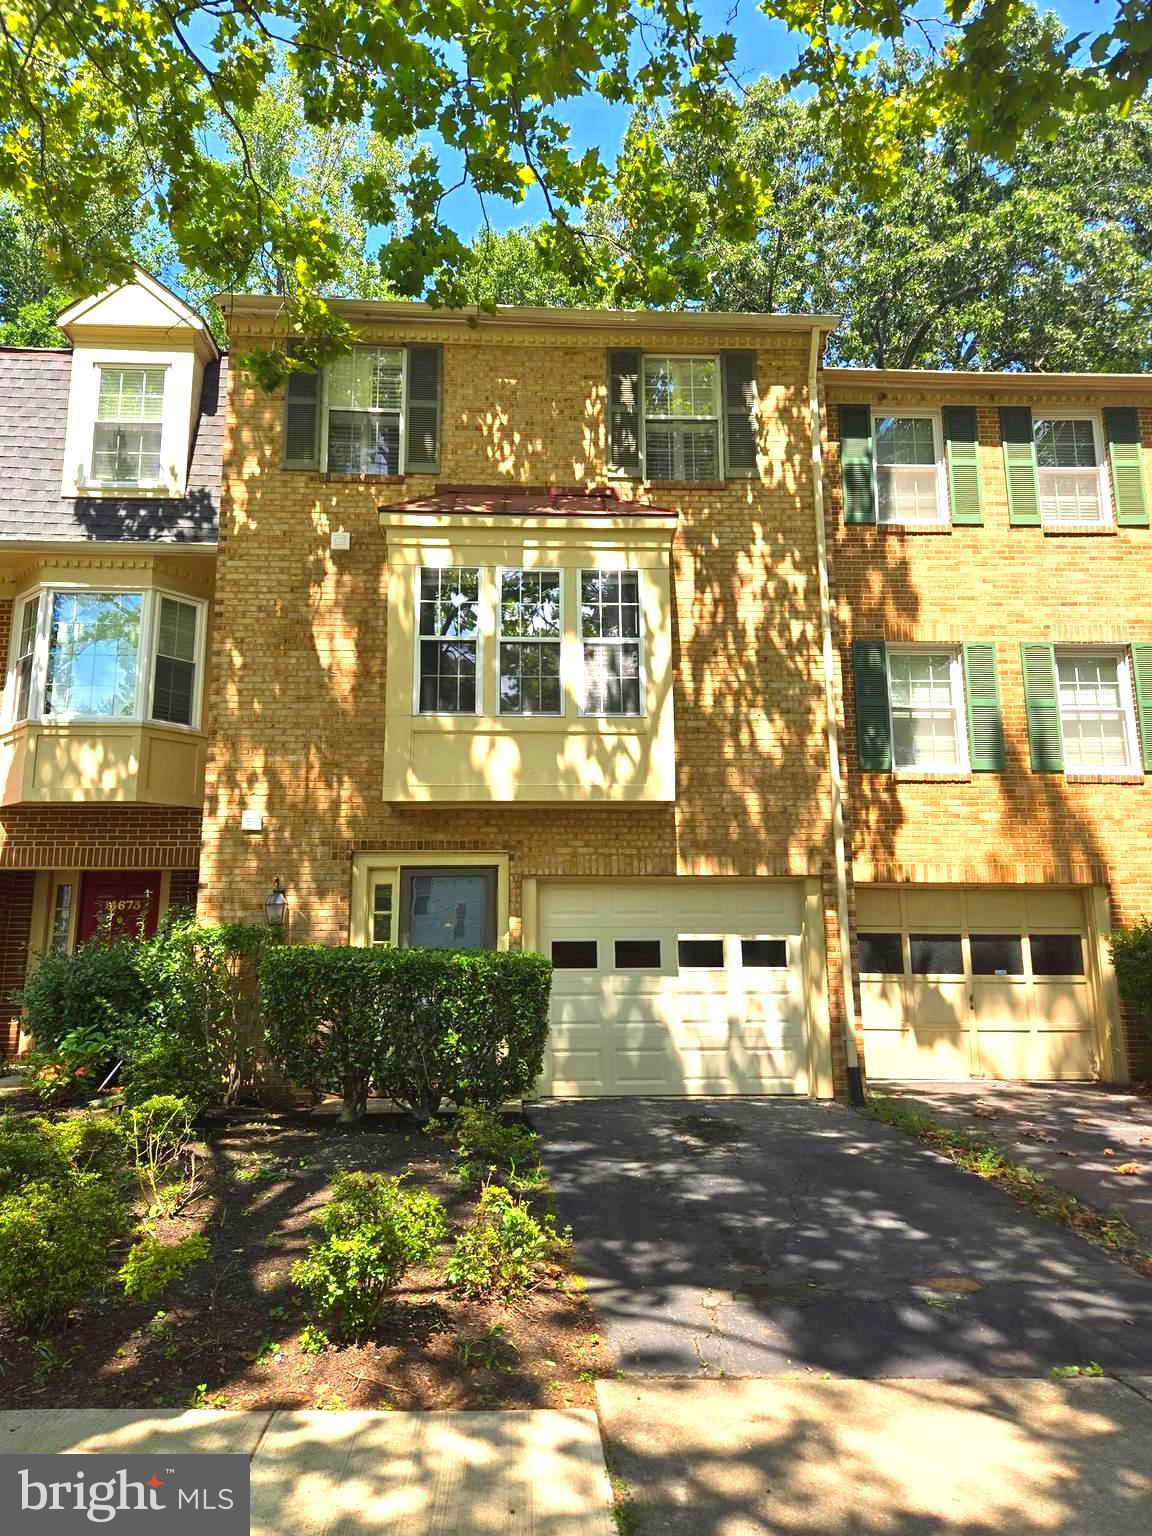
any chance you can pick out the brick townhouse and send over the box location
[1,270,1149,1086]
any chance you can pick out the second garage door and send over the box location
[858,886,1099,1081]
[537,880,810,1096]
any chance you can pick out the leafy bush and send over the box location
[16,935,147,1062]
[119,1234,210,1302]
[1110,919,1152,1047]
[291,1170,446,1340]
[124,1095,197,1212]
[0,1113,125,1195]
[446,1184,567,1299]
[0,1176,129,1329]
[453,1107,543,1190]
[262,946,552,1120]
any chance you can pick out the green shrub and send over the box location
[119,1234,210,1302]
[0,1176,129,1329]
[1110,919,1152,1047]
[262,946,552,1120]
[446,1184,567,1299]
[0,1113,126,1194]
[124,1095,197,1211]
[291,1170,446,1340]
[16,935,147,1061]
[453,1107,543,1189]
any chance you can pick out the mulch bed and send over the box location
[0,1111,604,1412]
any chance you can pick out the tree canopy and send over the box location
[3,1,1151,373]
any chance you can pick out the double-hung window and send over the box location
[887,648,967,770]
[91,366,166,485]
[417,566,479,714]
[581,570,642,716]
[1034,416,1109,526]
[327,347,405,474]
[6,589,203,727]
[1055,650,1137,770]
[642,356,720,482]
[873,412,945,524]
[499,569,561,715]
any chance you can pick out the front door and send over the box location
[398,867,497,950]
[77,871,162,944]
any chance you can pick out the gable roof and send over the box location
[0,349,223,544]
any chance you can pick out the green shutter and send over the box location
[853,640,892,770]
[1103,407,1149,527]
[839,405,875,524]
[721,350,758,477]
[608,349,642,474]
[1000,406,1040,526]
[282,366,320,469]
[405,344,442,474]
[1021,643,1064,772]
[962,643,1004,770]
[1132,644,1152,771]
[943,406,984,526]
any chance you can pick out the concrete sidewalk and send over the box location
[598,1376,1152,1535]
[0,1408,615,1535]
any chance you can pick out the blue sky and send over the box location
[439,0,1117,238]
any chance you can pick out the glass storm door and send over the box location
[399,867,497,950]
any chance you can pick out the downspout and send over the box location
[808,325,865,1105]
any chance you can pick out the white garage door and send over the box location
[858,886,1099,1081]
[538,880,809,1096]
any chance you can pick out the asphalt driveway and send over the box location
[529,1098,1152,1379]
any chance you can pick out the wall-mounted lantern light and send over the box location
[264,876,288,931]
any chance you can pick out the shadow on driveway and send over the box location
[530,1098,1152,1378]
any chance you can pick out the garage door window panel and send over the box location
[499,568,561,715]
[678,937,725,969]
[1055,650,1138,771]
[741,938,788,968]
[581,570,642,716]
[552,940,598,969]
[910,934,964,975]
[859,932,904,973]
[418,567,479,714]
[614,938,662,969]
[888,649,967,770]
[1030,933,1084,976]
[970,934,1024,976]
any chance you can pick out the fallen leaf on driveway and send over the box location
[1103,1148,1116,1157]
[918,1276,983,1294]
[1113,1162,1144,1176]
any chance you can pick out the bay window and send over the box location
[417,566,479,714]
[581,570,642,716]
[91,366,166,485]
[5,588,204,728]
[499,569,562,715]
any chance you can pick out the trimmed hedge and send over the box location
[261,946,552,1120]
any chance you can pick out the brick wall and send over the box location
[0,804,201,871]
[826,382,1152,1073]
[200,316,854,1091]
[0,871,34,1058]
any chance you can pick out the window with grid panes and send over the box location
[873,414,944,523]
[327,348,404,474]
[417,567,479,713]
[499,568,561,714]
[642,356,720,482]
[12,594,39,721]
[151,597,199,726]
[371,882,393,945]
[91,366,165,484]
[887,650,965,769]
[581,570,642,716]
[1035,417,1107,525]
[1055,651,1135,769]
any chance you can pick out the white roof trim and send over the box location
[57,268,219,357]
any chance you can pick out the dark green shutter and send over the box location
[962,643,1004,770]
[283,366,320,469]
[721,350,758,477]
[1103,407,1149,527]
[608,349,641,474]
[839,405,875,523]
[853,640,891,770]
[943,406,984,526]
[1000,406,1040,526]
[405,344,442,474]
[1021,643,1064,771]
[1132,644,1152,771]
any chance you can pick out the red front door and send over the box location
[77,872,162,944]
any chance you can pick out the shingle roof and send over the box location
[0,350,223,543]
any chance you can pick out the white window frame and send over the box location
[1054,646,1140,775]
[886,644,970,773]
[2,584,207,731]
[641,353,722,483]
[496,566,564,717]
[578,567,646,718]
[319,346,409,475]
[1034,411,1113,528]
[89,363,168,489]
[412,564,483,717]
[870,409,948,526]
